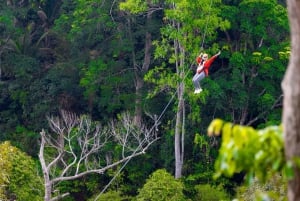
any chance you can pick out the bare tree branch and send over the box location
[39,110,160,201]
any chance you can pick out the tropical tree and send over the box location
[207,119,287,200]
[136,169,186,201]
[121,0,229,179]
[0,141,43,201]
[209,19,300,194]
[0,0,74,149]
[204,0,289,127]
[54,0,157,122]
[188,1,289,193]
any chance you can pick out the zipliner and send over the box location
[192,51,221,94]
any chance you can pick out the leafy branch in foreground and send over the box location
[207,119,292,200]
[207,119,287,183]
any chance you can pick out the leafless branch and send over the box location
[39,110,160,201]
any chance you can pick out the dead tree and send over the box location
[39,110,159,201]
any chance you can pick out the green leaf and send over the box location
[208,119,285,183]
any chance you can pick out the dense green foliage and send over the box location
[208,119,288,200]
[136,169,186,201]
[0,0,289,200]
[0,141,43,201]
[89,190,132,201]
[236,174,287,201]
[193,184,230,201]
[208,119,285,182]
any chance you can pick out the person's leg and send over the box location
[192,73,201,90]
[192,72,205,90]
[198,72,206,89]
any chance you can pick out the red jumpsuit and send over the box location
[196,54,218,76]
[192,52,220,93]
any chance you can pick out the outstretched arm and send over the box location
[205,51,221,67]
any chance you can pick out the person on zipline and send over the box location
[192,51,221,94]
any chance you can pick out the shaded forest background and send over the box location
[0,0,290,200]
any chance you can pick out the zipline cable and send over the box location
[94,66,198,201]
[93,83,179,201]
[94,57,197,201]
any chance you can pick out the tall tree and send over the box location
[282,0,300,200]
[121,0,228,178]
[57,0,157,121]
[119,0,163,127]
[132,6,154,127]
[0,0,74,152]
[151,0,226,178]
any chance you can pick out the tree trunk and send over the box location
[134,10,152,127]
[39,130,52,201]
[174,20,186,178]
[282,0,300,200]
[175,83,184,179]
[174,78,185,179]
